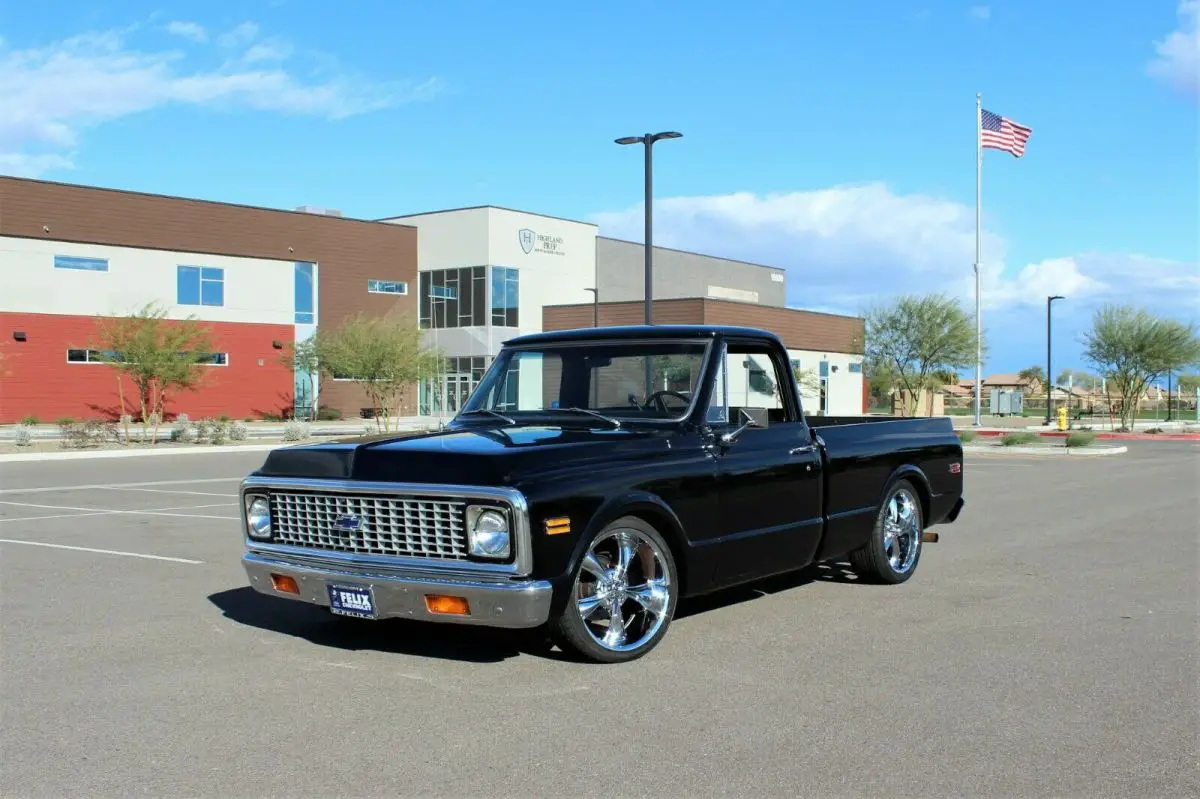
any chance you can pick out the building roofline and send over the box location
[545,296,865,323]
[597,235,785,272]
[0,175,417,231]
[376,204,597,227]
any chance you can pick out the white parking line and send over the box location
[0,539,203,564]
[0,500,238,522]
[0,477,241,496]
[101,487,235,497]
[0,511,117,524]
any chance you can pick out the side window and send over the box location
[713,342,798,424]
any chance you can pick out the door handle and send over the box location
[789,445,815,455]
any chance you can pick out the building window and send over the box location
[419,266,486,329]
[295,262,315,324]
[848,362,862,373]
[368,279,408,295]
[66,348,119,363]
[67,348,227,366]
[178,266,224,307]
[491,266,519,327]
[55,255,108,272]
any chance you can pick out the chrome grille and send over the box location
[269,491,468,559]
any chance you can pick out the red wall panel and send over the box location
[0,312,294,423]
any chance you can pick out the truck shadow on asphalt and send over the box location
[206,559,860,663]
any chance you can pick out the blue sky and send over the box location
[2,0,1197,379]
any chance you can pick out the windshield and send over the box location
[459,339,710,422]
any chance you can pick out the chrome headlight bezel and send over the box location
[466,505,511,560]
[244,493,272,540]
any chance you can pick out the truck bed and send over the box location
[805,413,964,561]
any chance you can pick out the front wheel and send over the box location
[849,480,924,584]
[550,516,678,663]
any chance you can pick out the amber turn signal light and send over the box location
[270,573,300,594]
[425,594,470,616]
[544,516,571,536]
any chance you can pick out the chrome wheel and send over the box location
[573,527,672,653]
[883,487,921,574]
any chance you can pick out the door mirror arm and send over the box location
[719,408,763,445]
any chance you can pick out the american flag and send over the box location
[981,108,1033,157]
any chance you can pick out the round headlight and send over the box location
[246,496,271,540]
[470,509,510,558]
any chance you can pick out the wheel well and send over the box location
[894,473,932,525]
[619,507,689,595]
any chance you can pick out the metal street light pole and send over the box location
[614,131,682,326]
[584,287,598,327]
[1046,295,1064,425]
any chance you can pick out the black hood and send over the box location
[253,423,676,487]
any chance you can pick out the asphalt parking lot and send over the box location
[2,443,1197,797]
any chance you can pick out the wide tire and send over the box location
[550,516,678,664]
[849,479,924,584]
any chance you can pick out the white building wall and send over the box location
[485,207,597,339]
[379,208,491,270]
[787,348,864,416]
[0,236,294,324]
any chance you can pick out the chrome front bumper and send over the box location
[242,551,554,629]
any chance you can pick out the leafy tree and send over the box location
[1081,304,1200,429]
[315,312,444,432]
[865,293,984,417]
[1018,365,1047,392]
[89,303,217,442]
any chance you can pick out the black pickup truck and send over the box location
[238,325,965,663]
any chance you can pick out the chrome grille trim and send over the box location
[270,492,469,559]
[239,476,533,577]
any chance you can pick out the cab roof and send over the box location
[503,324,783,347]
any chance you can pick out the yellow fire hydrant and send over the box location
[1057,406,1068,431]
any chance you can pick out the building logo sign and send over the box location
[517,228,565,257]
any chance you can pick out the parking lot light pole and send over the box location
[614,131,682,326]
[1046,295,1064,425]
[584,287,598,327]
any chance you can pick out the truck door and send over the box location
[704,337,824,587]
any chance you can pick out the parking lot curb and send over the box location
[963,444,1128,457]
[0,442,288,463]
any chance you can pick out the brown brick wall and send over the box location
[0,176,419,417]
[542,298,865,355]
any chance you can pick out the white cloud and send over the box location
[217,22,260,50]
[164,21,207,43]
[589,184,1199,321]
[0,27,443,176]
[969,6,991,21]
[1148,0,1200,99]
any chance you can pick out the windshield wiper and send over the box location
[545,407,621,428]
[459,408,516,425]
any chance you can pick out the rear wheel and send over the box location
[550,516,678,663]
[849,480,924,584]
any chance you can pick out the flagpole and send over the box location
[973,92,983,427]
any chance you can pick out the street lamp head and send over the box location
[614,136,643,145]
[1049,295,1065,301]
[651,131,683,141]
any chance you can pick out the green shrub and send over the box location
[1001,431,1038,446]
[316,407,344,421]
[1065,431,1097,448]
[959,430,977,443]
[20,415,38,426]
[55,416,75,426]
